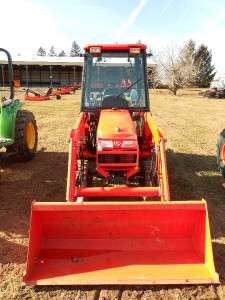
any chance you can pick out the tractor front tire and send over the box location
[216,128,225,178]
[7,110,38,161]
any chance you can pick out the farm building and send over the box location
[0,55,156,87]
[0,55,83,87]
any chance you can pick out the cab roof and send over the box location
[84,44,147,52]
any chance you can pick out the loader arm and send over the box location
[145,113,170,201]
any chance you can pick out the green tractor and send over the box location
[216,129,225,179]
[0,48,38,161]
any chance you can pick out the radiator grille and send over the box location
[98,154,137,164]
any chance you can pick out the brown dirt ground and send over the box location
[0,88,225,299]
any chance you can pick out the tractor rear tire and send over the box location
[216,128,225,178]
[7,110,38,161]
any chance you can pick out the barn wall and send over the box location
[0,64,82,87]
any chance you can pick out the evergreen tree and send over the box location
[58,50,66,57]
[49,46,57,56]
[179,39,196,86]
[70,41,81,56]
[36,47,46,56]
[194,44,216,87]
[180,39,195,64]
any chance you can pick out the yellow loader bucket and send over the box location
[23,200,219,285]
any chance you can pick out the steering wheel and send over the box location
[102,95,129,108]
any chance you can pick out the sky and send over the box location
[1,0,225,74]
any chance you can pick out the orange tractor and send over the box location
[23,44,218,285]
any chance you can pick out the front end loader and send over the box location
[0,48,38,161]
[23,44,218,285]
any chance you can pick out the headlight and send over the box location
[122,140,136,148]
[98,140,113,150]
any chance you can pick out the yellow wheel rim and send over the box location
[26,121,36,150]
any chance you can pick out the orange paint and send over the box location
[97,109,137,140]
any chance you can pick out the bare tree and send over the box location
[148,66,161,88]
[156,44,197,95]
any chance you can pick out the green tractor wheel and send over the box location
[216,128,225,178]
[7,110,38,161]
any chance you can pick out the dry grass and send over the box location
[0,88,225,299]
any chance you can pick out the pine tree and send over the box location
[49,46,57,56]
[58,50,66,57]
[36,47,46,56]
[180,40,195,64]
[70,41,81,56]
[194,44,216,87]
[179,40,196,86]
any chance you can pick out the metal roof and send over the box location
[0,55,156,67]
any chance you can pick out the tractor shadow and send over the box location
[0,150,68,240]
[166,149,224,204]
[1,148,223,205]
[0,149,68,204]
[0,237,27,265]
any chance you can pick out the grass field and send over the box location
[0,88,225,299]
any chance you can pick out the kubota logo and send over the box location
[113,140,122,147]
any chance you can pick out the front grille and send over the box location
[98,154,137,164]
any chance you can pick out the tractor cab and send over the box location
[81,45,150,183]
[82,44,149,111]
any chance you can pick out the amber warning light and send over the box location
[129,47,141,55]
[89,47,101,54]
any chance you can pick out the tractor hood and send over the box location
[97,109,137,140]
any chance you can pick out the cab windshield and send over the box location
[82,52,148,110]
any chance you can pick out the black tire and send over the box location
[216,128,225,178]
[143,153,159,187]
[7,110,38,161]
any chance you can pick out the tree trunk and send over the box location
[168,87,178,95]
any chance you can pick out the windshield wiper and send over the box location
[116,78,142,98]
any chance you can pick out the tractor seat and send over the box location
[1,98,13,107]
[103,87,120,97]
[102,95,128,108]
